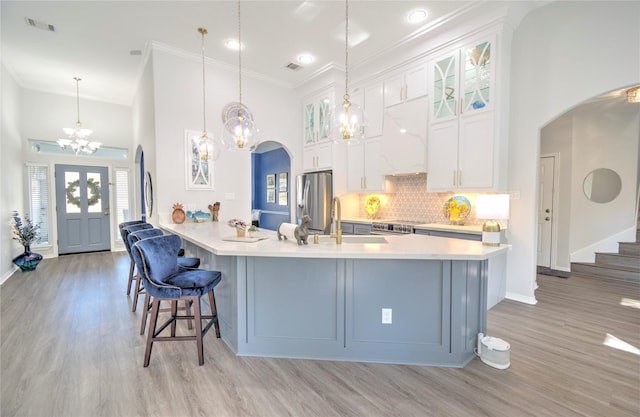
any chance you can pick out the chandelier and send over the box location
[332,0,367,144]
[220,0,260,151]
[57,77,101,154]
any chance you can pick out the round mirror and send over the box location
[583,168,622,203]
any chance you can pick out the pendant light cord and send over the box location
[238,0,243,110]
[74,77,81,125]
[199,28,208,136]
[344,0,349,102]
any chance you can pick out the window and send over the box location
[113,168,131,241]
[27,165,50,246]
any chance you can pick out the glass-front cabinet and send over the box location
[427,35,502,192]
[303,93,333,146]
[432,38,493,122]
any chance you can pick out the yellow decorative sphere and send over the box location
[365,195,381,216]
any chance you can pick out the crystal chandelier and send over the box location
[57,77,101,154]
[332,0,366,144]
[220,0,260,151]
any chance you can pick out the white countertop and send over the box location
[414,223,508,235]
[160,221,508,260]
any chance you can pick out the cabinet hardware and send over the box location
[460,98,464,115]
[545,217,550,221]
[458,170,462,185]
[545,209,550,213]
[453,170,457,186]
[454,99,457,116]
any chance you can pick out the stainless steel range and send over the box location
[371,220,419,235]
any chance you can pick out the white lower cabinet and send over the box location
[347,138,385,192]
[303,142,332,172]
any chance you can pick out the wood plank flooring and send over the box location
[1,252,639,417]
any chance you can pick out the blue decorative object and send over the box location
[13,246,43,271]
[186,210,211,222]
[472,100,486,109]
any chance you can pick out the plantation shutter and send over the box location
[27,165,50,246]
[114,168,131,241]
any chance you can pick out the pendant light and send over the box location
[332,0,366,144]
[195,27,219,161]
[220,0,260,151]
[57,77,101,154]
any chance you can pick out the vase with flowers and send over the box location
[227,218,248,237]
[11,211,43,271]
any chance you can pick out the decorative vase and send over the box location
[236,229,246,238]
[13,245,43,271]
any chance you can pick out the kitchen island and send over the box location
[160,221,508,367]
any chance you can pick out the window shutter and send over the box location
[27,165,50,246]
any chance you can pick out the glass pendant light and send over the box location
[220,0,260,151]
[195,27,219,161]
[332,0,366,145]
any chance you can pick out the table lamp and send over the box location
[475,194,509,246]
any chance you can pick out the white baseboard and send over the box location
[505,292,538,305]
[0,265,19,286]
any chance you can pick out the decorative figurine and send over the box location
[208,202,220,221]
[277,215,311,245]
[172,203,186,224]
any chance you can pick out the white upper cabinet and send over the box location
[427,35,506,192]
[383,64,428,107]
[303,91,334,146]
[364,83,384,138]
[303,89,335,171]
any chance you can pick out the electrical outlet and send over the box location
[381,308,392,324]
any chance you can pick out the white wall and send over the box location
[149,46,300,225]
[1,66,24,283]
[507,1,640,303]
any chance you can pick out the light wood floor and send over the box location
[1,252,639,417]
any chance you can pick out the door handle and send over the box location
[104,208,110,216]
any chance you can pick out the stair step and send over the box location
[619,242,640,256]
[595,252,640,270]
[571,262,640,283]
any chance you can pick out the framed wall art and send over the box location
[184,130,214,190]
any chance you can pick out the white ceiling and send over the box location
[1,0,492,106]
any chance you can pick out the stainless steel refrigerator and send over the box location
[296,171,333,234]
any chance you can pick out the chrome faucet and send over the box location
[330,196,342,244]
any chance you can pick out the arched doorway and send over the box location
[251,141,293,230]
[537,86,640,275]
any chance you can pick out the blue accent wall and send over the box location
[252,148,291,230]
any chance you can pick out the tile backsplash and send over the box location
[357,173,485,225]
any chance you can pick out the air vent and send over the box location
[25,17,55,32]
[285,62,302,71]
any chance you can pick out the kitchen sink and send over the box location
[316,235,388,244]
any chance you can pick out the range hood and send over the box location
[379,96,428,175]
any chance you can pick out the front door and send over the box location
[537,156,555,267]
[55,164,111,254]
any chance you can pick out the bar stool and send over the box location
[128,229,200,333]
[131,234,221,366]
[120,222,154,297]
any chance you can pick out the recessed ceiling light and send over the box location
[297,54,314,64]
[407,9,428,24]
[225,38,242,50]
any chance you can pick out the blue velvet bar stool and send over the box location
[131,234,221,366]
[120,222,154,298]
[119,220,146,290]
[128,229,200,334]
